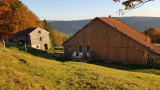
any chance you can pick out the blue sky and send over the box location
[20,0,160,20]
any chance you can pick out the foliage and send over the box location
[144,28,160,43]
[114,0,154,14]
[43,20,70,47]
[0,43,160,89]
[44,20,64,47]
[0,0,44,40]
[0,0,13,40]
[0,0,69,48]
[54,30,70,43]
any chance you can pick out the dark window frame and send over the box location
[79,46,82,52]
[38,31,41,34]
[87,46,90,53]
[40,37,42,41]
[68,46,71,50]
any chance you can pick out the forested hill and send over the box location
[0,0,69,46]
[48,17,160,35]
[48,20,91,35]
[118,17,160,32]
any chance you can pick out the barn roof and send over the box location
[97,17,160,53]
[63,17,160,54]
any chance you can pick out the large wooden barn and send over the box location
[63,17,160,65]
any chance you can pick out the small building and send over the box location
[63,17,160,65]
[8,27,50,50]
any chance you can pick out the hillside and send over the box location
[48,20,91,35]
[0,43,160,89]
[0,0,69,47]
[54,30,71,41]
[49,17,160,35]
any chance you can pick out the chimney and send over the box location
[108,15,111,18]
[146,25,148,31]
[145,25,149,42]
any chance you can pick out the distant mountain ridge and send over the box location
[48,17,160,35]
[48,19,91,35]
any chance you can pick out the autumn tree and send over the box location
[0,0,13,40]
[0,0,44,40]
[144,28,160,43]
[114,0,154,14]
[43,19,63,48]
[0,0,68,48]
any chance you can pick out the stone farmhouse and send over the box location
[8,27,50,50]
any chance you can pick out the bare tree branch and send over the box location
[114,0,155,15]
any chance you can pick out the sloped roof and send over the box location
[23,27,37,35]
[63,17,160,53]
[9,30,25,40]
[97,17,160,53]
[8,28,37,40]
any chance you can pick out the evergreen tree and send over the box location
[43,19,62,48]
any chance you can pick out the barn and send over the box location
[8,27,51,50]
[63,17,160,65]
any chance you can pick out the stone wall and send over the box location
[29,27,50,50]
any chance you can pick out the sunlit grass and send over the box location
[0,43,160,89]
[153,43,160,47]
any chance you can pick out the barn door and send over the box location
[79,46,83,56]
[86,46,90,57]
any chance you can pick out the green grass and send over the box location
[0,42,160,89]
[153,43,160,47]
[46,49,64,53]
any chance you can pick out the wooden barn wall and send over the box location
[64,19,148,65]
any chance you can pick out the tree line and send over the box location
[0,0,69,48]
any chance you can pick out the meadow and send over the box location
[0,43,160,89]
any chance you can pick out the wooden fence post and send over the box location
[3,40,5,48]
[25,43,27,52]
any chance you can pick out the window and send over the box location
[79,46,82,52]
[38,31,41,34]
[68,46,71,50]
[36,45,39,48]
[87,46,90,53]
[40,37,42,41]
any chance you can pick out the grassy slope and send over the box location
[0,43,160,89]
[154,43,160,47]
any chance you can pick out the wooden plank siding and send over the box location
[63,18,148,65]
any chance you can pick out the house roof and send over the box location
[9,30,25,40]
[23,27,37,35]
[8,28,37,40]
[63,17,160,53]
[8,27,48,40]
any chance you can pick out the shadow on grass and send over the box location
[5,42,160,75]
[6,42,71,62]
[89,61,160,75]
[54,57,72,62]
